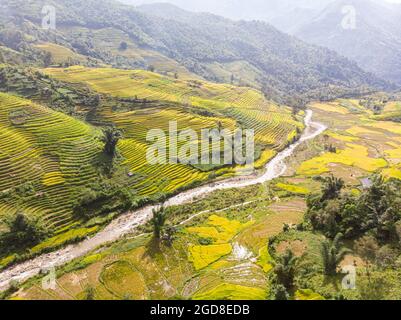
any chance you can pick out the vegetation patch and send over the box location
[29,226,99,254]
[192,283,267,300]
[188,243,233,271]
[256,246,274,273]
[295,289,325,300]
[275,183,309,195]
[99,260,147,299]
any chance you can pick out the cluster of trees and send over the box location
[359,98,386,115]
[270,174,401,300]
[270,233,350,300]
[73,182,134,220]
[102,126,122,158]
[306,175,401,242]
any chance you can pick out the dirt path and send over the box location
[0,110,327,292]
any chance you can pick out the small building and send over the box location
[360,178,373,189]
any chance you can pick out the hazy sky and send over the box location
[126,0,401,7]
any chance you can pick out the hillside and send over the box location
[0,0,389,105]
[0,92,104,244]
[295,0,401,85]
[0,64,302,267]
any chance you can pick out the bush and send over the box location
[198,237,213,245]
[73,183,134,220]
[0,213,49,254]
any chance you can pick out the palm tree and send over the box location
[321,175,344,201]
[274,249,298,290]
[151,205,166,240]
[320,233,351,276]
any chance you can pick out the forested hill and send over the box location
[0,0,390,104]
[295,0,401,86]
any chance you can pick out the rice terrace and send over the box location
[1,0,401,307]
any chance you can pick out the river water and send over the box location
[0,110,327,292]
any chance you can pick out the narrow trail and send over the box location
[0,110,327,292]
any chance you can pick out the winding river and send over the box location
[0,110,327,292]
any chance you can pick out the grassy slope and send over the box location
[33,43,90,65]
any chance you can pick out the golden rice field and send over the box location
[296,101,401,181]
[0,92,103,232]
[0,65,303,262]
[44,66,302,153]
[44,66,278,111]
[14,186,307,300]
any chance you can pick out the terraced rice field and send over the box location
[371,101,401,121]
[0,65,303,264]
[34,43,89,65]
[0,92,103,231]
[296,101,401,181]
[15,185,306,300]
[44,67,275,111]
[44,66,302,158]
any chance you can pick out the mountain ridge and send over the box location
[0,0,391,104]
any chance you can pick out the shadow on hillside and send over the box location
[143,237,162,258]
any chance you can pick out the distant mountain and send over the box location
[132,2,388,99]
[295,0,401,85]
[125,0,401,86]
[120,0,334,23]
[0,0,389,104]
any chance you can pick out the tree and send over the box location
[273,249,298,290]
[321,175,344,202]
[43,52,52,67]
[148,65,155,72]
[84,285,96,300]
[358,175,400,241]
[151,206,166,240]
[102,126,122,157]
[119,41,128,51]
[162,226,176,247]
[320,233,351,276]
[216,121,223,131]
[0,213,48,252]
[271,284,289,300]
